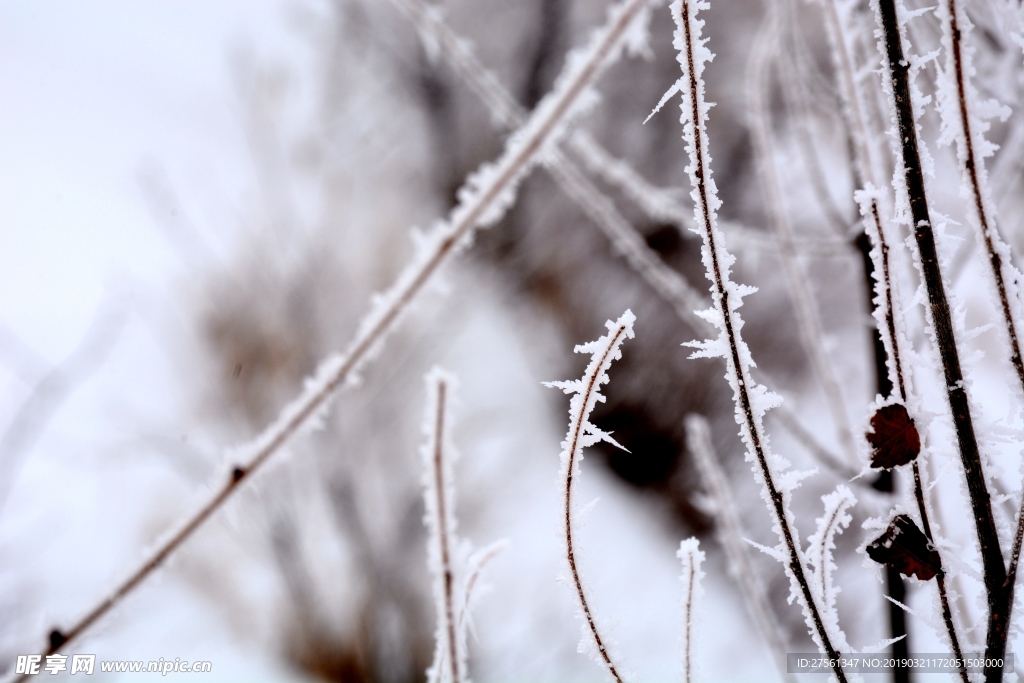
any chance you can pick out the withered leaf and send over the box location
[865,514,941,581]
[867,403,921,469]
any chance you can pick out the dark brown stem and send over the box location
[679,2,846,680]
[875,3,1006,679]
[564,324,628,683]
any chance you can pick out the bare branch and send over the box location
[545,311,635,682]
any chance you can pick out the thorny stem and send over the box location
[563,323,628,683]
[16,0,652,669]
[678,2,846,680]
[875,3,1006,679]
[431,380,461,683]
[943,0,1024,672]
[867,196,967,682]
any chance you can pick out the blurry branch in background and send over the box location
[747,0,859,469]
[136,161,220,274]
[421,369,466,683]
[777,3,853,238]
[544,310,635,683]
[676,537,704,683]
[390,0,854,480]
[685,414,793,683]
[11,0,658,668]
[390,0,707,323]
[0,297,129,516]
[670,0,847,677]
[804,486,855,628]
[568,129,851,257]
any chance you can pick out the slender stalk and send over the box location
[673,2,846,678]
[677,538,705,683]
[873,2,1006,678]
[424,376,461,683]
[564,326,628,682]
[17,0,653,667]
[546,311,635,682]
[939,0,1024,670]
[686,414,794,683]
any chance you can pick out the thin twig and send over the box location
[545,311,635,682]
[423,371,462,683]
[673,1,846,678]
[677,538,704,683]
[686,414,794,683]
[859,191,968,681]
[15,0,654,666]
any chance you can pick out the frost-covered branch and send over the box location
[806,486,855,620]
[872,1,1006,677]
[670,2,847,678]
[857,188,967,679]
[747,0,858,469]
[544,310,635,683]
[936,0,1024,655]
[569,129,850,257]
[19,0,654,664]
[422,369,466,683]
[677,538,704,683]
[685,415,793,683]
[392,0,852,480]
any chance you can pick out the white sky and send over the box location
[0,1,301,362]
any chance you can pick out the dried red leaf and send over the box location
[867,403,920,469]
[865,514,941,581]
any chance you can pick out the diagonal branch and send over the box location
[391,0,853,479]
[15,0,656,667]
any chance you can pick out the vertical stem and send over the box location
[677,2,846,679]
[563,326,628,683]
[864,197,967,682]
[875,3,1006,678]
[431,380,461,683]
